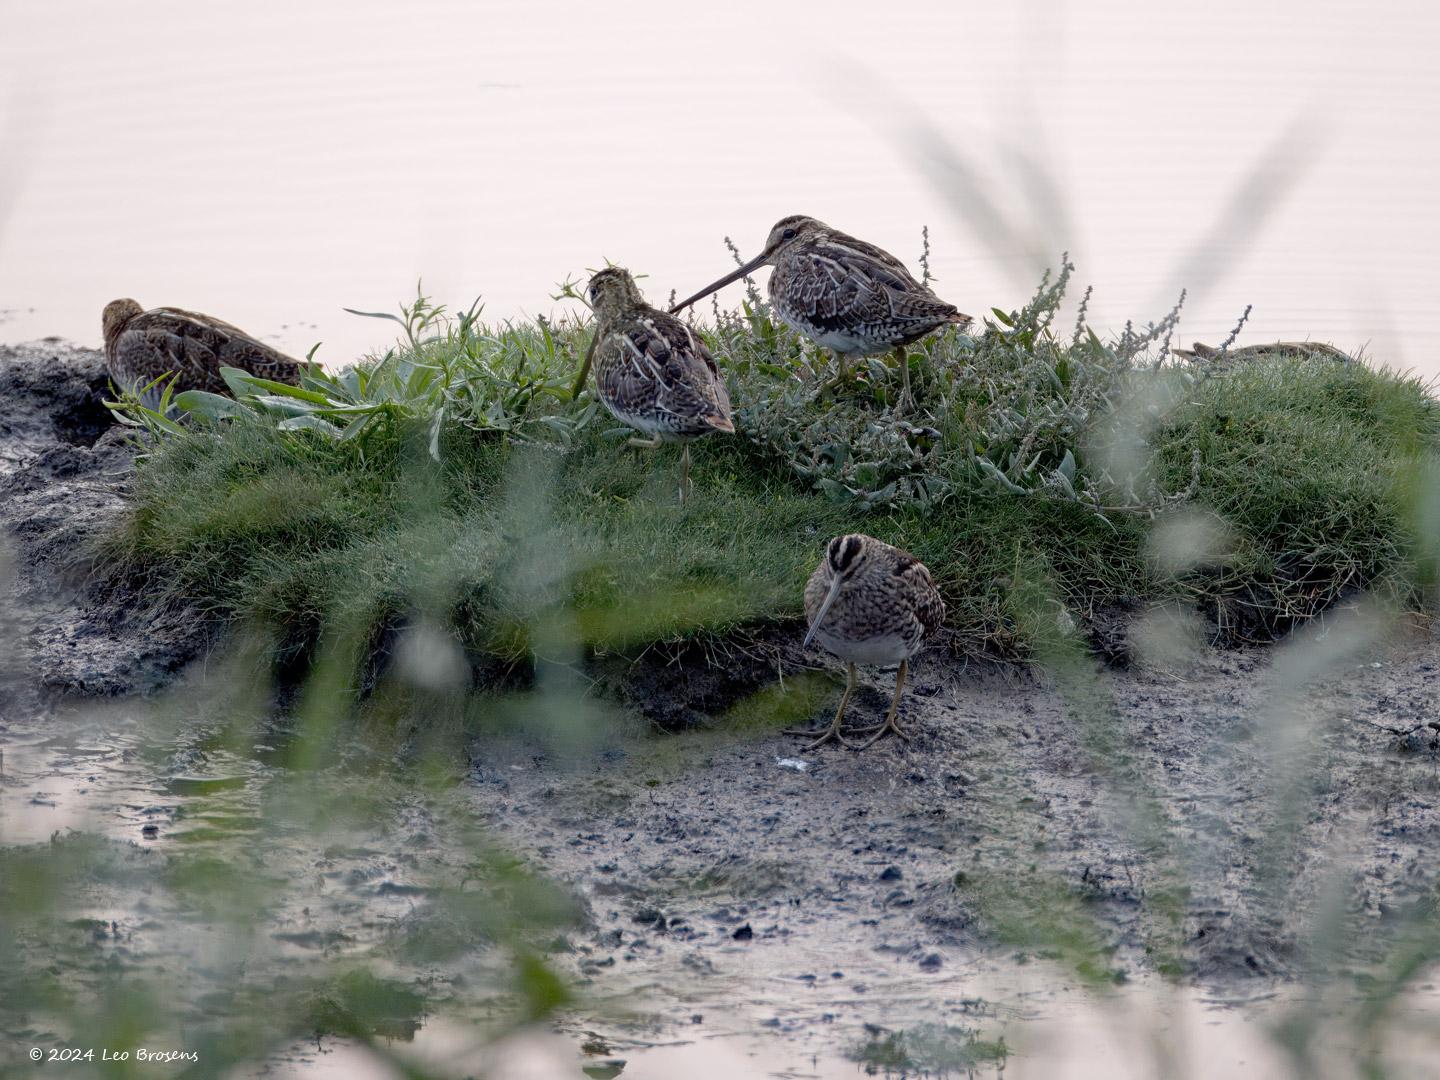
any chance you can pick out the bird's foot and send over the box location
[783,724,860,751]
[848,716,912,750]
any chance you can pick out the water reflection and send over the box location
[245,984,1440,1079]
[1,1,1437,372]
[6,643,1440,1078]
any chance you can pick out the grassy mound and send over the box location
[105,278,1440,688]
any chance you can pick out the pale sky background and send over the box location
[1,0,1436,375]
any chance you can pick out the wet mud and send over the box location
[0,344,209,702]
[484,632,1440,988]
[3,345,1439,1077]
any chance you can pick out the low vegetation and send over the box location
[15,264,1440,1079]
[106,269,1440,690]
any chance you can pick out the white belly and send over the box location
[811,627,915,666]
[773,310,882,358]
[605,403,698,442]
[808,328,881,357]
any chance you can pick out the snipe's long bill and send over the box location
[789,533,945,750]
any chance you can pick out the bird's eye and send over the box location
[782,228,797,240]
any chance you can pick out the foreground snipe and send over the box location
[791,534,945,750]
[574,267,734,502]
[102,299,303,408]
[671,215,971,407]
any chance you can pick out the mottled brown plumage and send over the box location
[102,298,303,408]
[792,533,945,749]
[1172,340,1351,370]
[573,268,734,502]
[671,216,971,407]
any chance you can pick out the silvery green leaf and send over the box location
[278,414,343,437]
[975,457,1028,493]
[174,390,248,420]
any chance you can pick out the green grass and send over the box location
[105,280,1440,693]
[1154,357,1440,638]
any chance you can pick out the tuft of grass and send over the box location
[104,274,1440,693]
[1154,356,1440,640]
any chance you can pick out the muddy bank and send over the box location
[0,343,209,702]
[3,343,1440,1075]
[5,627,1438,1074]
[3,343,1437,985]
[476,630,1440,994]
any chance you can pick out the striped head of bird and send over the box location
[803,533,869,648]
[572,266,655,399]
[102,298,143,345]
[669,215,824,313]
[586,267,648,326]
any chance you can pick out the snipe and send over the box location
[791,533,945,750]
[1172,340,1351,370]
[102,299,304,409]
[671,215,971,408]
[573,267,734,502]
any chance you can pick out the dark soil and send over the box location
[603,628,806,731]
[0,344,209,704]
[471,629,1440,1008]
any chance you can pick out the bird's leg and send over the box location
[627,436,662,449]
[571,331,599,399]
[852,659,913,749]
[785,662,859,750]
[894,346,914,411]
[821,351,851,397]
[678,443,692,505]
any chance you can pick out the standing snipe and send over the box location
[792,533,945,750]
[573,267,734,502]
[670,215,971,407]
[102,299,304,409]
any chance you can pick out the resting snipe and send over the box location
[102,299,303,409]
[574,267,734,502]
[792,533,945,750]
[671,215,971,407]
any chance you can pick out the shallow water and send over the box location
[5,666,1440,1080]
[260,984,1440,1080]
[0,692,1416,1080]
[2,1,1438,374]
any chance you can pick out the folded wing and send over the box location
[599,312,733,433]
[111,308,302,399]
[784,232,971,341]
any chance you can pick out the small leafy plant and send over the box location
[702,252,1203,514]
[109,287,599,460]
